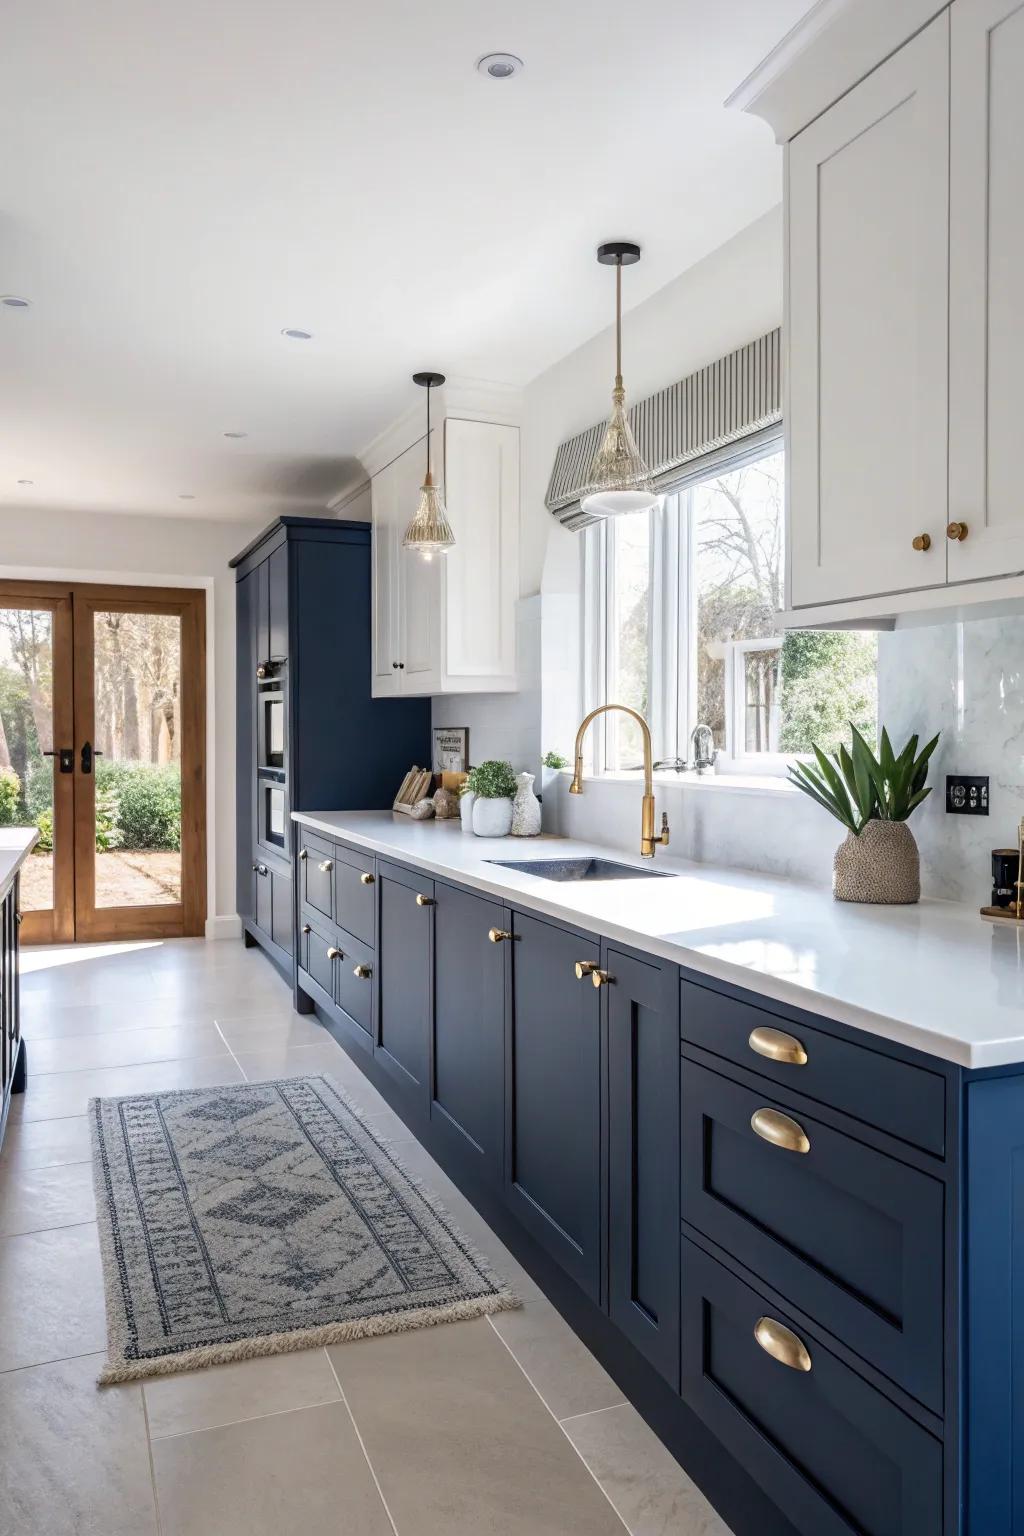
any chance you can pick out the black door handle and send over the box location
[81,741,103,774]
[43,749,74,774]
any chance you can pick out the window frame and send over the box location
[581,436,793,776]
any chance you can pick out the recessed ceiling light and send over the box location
[178,493,196,500]
[476,53,523,79]
[281,328,312,340]
[1,296,30,309]
[224,430,248,439]
[17,479,34,486]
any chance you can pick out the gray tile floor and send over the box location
[0,937,733,1536]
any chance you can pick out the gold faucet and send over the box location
[569,704,670,858]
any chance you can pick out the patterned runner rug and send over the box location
[90,1075,518,1383]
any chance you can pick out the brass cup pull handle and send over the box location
[751,1107,810,1154]
[912,533,931,552]
[326,946,342,960]
[575,960,598,980]
[754,1316,812,1373]
[748,1026,808,1066]
[353,963,372,979]
[360,872,375,886]
[591,969,614,989]
[488,927,513,943]
[318,859,333,873]
[947,520,969,541]
[416,893,434,906]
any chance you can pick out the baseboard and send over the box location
[205,914,242,941]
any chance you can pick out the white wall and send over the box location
[0,505,264,930]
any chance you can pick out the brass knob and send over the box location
[353,963,372,979]
[947,521,969,541]
[360,872,375,885]
[488,927,513,943]
[318,859,333,873]
[256,663,268,680]
[327,946,342,960]
[591,969,614,989]
[748,1026,807,1066]
[912,533,931,552]
[754,1317,812,1373]
[416,893,434,906]
[298,848,308,861]
[751,1107,810,1154]
[301,923,311,935]
[574,960,597,980]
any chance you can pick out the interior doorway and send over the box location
[0,581,206,943]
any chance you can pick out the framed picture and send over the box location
[432,726,469,775]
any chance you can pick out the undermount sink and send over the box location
[486,856,672,883]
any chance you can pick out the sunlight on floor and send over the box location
[21,940,164,974]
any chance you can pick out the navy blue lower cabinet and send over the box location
[505,909,603,1302]
[681,1239,943,1536]
[375,861,433,1103]
[606,946,680,1390]
[681,1059,944,1413]
[430,881,506,1186]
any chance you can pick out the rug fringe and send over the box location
[97,1288,520,1385]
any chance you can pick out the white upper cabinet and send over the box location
[948,0,1024,582]
[788,14,950,608]
[370,410,519,697]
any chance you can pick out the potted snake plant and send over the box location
[788,725,939,904]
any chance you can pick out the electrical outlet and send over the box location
[946,775,989,815]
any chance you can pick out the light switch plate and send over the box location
[946,775,989,815]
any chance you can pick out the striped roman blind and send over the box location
[545,327,782,530]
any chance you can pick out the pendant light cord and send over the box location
[615,259,623,394]
[425,382,433,486]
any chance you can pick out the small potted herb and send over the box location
[466,759,517,837]
[788,725,939,904]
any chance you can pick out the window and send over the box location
[584,446,877,773]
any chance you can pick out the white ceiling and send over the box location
[0,0,809,522]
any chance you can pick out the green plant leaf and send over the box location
[788,761,858,834]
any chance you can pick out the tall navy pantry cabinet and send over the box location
[230,517,429,971]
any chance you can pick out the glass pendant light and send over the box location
[580,242,659,519]
[402,371,455,559]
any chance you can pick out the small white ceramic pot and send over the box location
[472,796,513,837]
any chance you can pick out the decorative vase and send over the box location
[472,796,513,838]
[833,820,920,904]
[459,790,476,832]
[511,772,542,837]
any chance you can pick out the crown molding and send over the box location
[727,0,948,143]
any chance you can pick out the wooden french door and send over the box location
[0,581,206,943]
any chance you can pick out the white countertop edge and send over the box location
[0,827,40,895]
[292,811,1015,1071]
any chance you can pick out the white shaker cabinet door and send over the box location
[787,12,949,607]
[948,0,1024,582]
[398,429,443,696]
[370,447,406,697]
[441,418,519,692]
[371,437,440,697]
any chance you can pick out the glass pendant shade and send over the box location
[580,243,659,519]
[402,372,455,556]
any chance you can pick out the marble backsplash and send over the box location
[877,616,1024,906]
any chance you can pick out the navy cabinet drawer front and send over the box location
[680,979,945,1158]
[682,1061,944,1413]
[334,845,376,947]
[298,833,334,923]
[300,917,337,1001]
[506,910,603,1302]
[681,1241,942,1536]
[332,928,374,1037]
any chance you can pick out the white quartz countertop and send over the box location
[293,810,1024,1069]
[0,827,39,897]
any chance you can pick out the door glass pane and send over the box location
[608,511,651,770]
[93,611,182,908]
[0,608,54,914]
[741,646,782,753]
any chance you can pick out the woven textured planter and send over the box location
[833,820,920,905]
